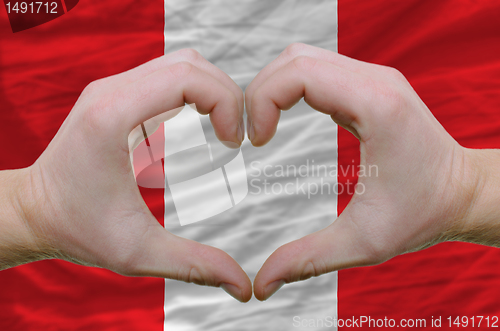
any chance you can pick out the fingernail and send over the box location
[247,117,255,142]
[221,141,240,149]
[220,283,243,302]
[263,280,285,300]
[237,118,245,144]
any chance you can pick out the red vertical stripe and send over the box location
[338,0,500,329]
[0,1,165,330]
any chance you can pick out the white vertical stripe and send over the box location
[164,1,338,330]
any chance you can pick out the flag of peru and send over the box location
[0,0,499,330]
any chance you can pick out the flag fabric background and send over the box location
[0,0,499,330]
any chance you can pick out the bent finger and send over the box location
[91,62,242,147]
[248,56,371,146]
[245,43,378,112]
[109,49,244,115]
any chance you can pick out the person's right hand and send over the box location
[246,43,499,301]
[2,49,252,302]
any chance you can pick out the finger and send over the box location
[253,210,375,301]
[245,43,378,112]
[124,223,252,302]
[96,62,243,146]
[247,56,371,146]
[109,49,244,115]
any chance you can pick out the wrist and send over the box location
[0,167,48,269]
[450,148,500,246]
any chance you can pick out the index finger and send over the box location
[119,49,245,115]
[82,62,243,148]
[98,49,244,116]
[247,56,371,146]
[245,43,378,112]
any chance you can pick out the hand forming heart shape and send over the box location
[5,43,484,303]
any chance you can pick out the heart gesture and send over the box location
[1,44,498,303]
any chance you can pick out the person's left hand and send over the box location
[245,43,480,301]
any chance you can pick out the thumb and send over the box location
[121,223,252,302]
[253,210,378,301]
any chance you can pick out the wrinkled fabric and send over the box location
[1,0,500,330]
[163,1,338,330]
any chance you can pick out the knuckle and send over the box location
[388,67,406,83]
[367,80,407,120]
[176,263,209,286]
[285,42,308,57]
[380,65,407,83]
[176,244,214,286]
[81,92,117,133]
[292,55,317,72]
[176,48,202,62]
[298,260,322,281]
[81,79,105,98]
[78,78,122,134]
[168,61,194,80]
[186,267,205,285]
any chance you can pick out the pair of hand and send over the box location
[9,43,486,302]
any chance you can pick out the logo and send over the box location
[131,104,248,226]
[3,0,78,33]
